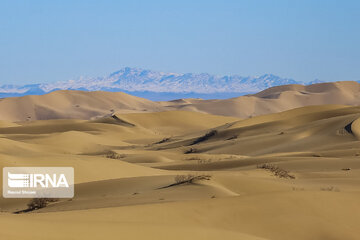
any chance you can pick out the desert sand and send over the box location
[2,81,360,121]
[1,82,360,239]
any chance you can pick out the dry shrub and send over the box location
[257,163,295,179]
[105,151,126,159]
[159,174,211,189]
[174,174,211,184]
[185,147,198,154]
[197,159,212,164]
[320,186,340,192]
[27,198,59,211]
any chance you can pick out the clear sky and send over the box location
[1,0,359,85]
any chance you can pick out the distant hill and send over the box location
[0,67,320,100]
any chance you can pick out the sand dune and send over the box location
[1,106,360,239]
[0,90,165,122]
[2,81,360,121]
[162,81,360,118]
[1,86,360,239]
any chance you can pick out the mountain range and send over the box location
[0,67,324,100]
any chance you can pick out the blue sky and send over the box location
[0,0,359,84]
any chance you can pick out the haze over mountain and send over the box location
[0,67,323,100]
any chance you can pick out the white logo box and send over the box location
[3,167,74,198]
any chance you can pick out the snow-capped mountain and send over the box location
[0,67,320,100]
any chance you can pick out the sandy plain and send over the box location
[1,81,360,239]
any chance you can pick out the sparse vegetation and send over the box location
[27,198,59,210]
[159,174,211,189]
[185,147,198,154]
[14,198,59,214]
[105,151,127,159]
[174,174,211,184]
[185,157,212,164]
[257,163,295,179]
[191,130,218,145]
[320,186,340,192]
[197,159,212,164]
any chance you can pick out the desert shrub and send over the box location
[197,159,212,164]
[191,130,218,145]
[13,198,60,214]
[174,174,192,183]
[174,174,211,184]
[27,198,59,211]
[320,186,340,192]
[257,163,295,179]
[185,147,198,154]
[159,174,211,189]
[105,151,126,159]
